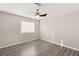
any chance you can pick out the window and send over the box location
[21,21,35,33]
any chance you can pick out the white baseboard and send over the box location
[53,42,79,51]
[1,39,79,52]
[42,39,79,51]
[0,39,37,49]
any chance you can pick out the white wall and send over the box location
[40,11,79,50]
[0,11,40,48]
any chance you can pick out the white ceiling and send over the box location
[0,3,79,20]
[0,3,40,19]
[41,3,79,16]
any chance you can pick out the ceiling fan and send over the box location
[28,3,47,17]
[34,8,47,17]
[34,3,47,17]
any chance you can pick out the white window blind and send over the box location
[21,21,35,33]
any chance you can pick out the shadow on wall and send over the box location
[40,10,79,50]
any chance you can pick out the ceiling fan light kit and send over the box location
[27,3,47,18]
[34,3,47,17]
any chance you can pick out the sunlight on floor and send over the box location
[20,45,37,56]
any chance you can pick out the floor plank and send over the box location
[0,39,79,56]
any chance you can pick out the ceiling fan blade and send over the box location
[39,13,47,17]
[34,3,41,6]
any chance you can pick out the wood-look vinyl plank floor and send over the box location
[0,39,79,56]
